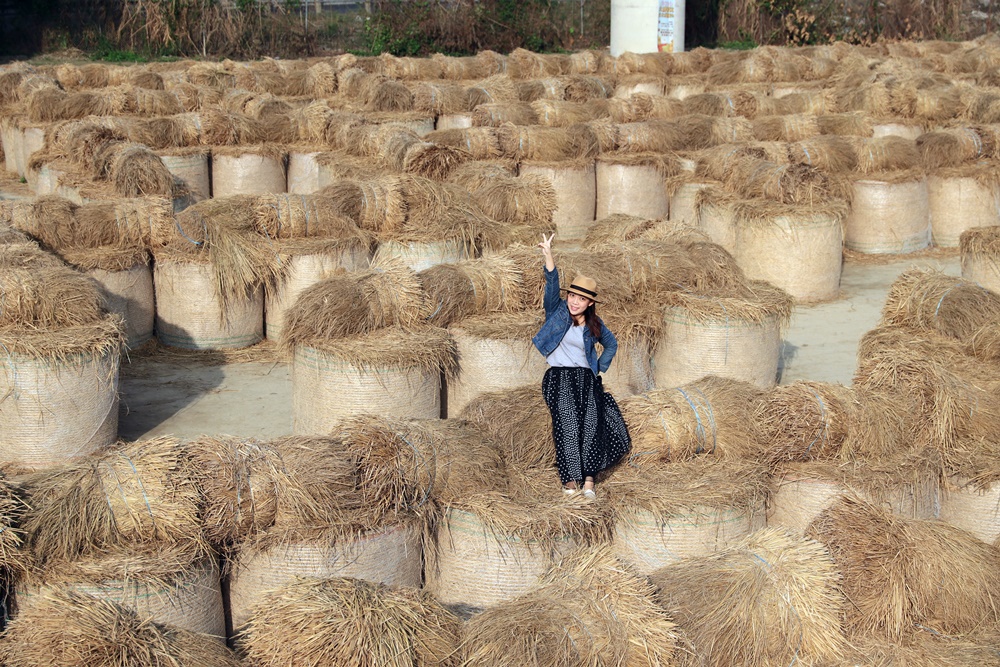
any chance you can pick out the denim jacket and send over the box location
[532,267,617,376]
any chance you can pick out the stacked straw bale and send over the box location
[238,578,460,667]
[960,225,1000,294]
[650,528,848,667]
[459,546,682,666]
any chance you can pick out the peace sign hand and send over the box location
[538,233,554,256]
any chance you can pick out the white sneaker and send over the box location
[583,488,597,500]
[563,488,578,496]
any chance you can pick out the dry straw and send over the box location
[471,102,538,127]
[723,157,839,204]
[495,123,598,162]
[470,172,557,234]
[855,135,923,173]
[459,384,553,468]
[319,177,408,234]
[288,324,458,377]
[918,127,996,169]
[412,82,469,115]
[16,437,205,567]
[751,114,821,142]
[500,244,635,308]
[419,255,525,327]
[0,588,240,667]
[424,127,503,160]
[787,134,859,172]
[253,193,374,245]
[854,325,1000,460]
[238,577,459,667]
[282,260,428,346]
[403,141,472,180]
[619,376,767,465]
[182,435,360,550]
[649,528,848,667]
[507,49,570,79]
[106,142,175,197]
[459,546,681,667]
[760,381,856,463]
[880,267,1000,344]
[661,278,794,325]
[0,261,104,329]
[807,495,1000,640]
[563,74,613,102]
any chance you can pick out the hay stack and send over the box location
[619,376,766,465]
[469,172,557,234]
[768,455,940,535]
[604,459,768,573]
[419,254,525,327]
[158,146,211,202]
[880,268,1000,345]
[459,546,682,666]
[0,589,241,667]
[447,312,546,417]
[519,158,597,241]
[654,280,793,389]
[595,154,674,220]
[211,145,287,197]
[787,134,859,172]
[760,381,856,463]
[926,164,1000,247]
[916,127,995,169]
[425,464,609,612]
[238,578,460,666]
[459,384,553,468]
[961,225,1000,293]
[649,528,847,667]
[844,170,930,254]
[807,495,1000,640]
[731,199,848,303]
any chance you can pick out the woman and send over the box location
[532,233,631,499]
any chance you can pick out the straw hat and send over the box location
[562,274,600,303]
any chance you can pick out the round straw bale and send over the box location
[654,281,792,389]
[282,259,426,345]
[507,49,569,79]
[198,108,267,145]
[158,146,210,201]
[844,172,930,254]
[732,199,847,303]
[620,376,767,465]
[424,126,502,160]
[880,267,1000,343]
[107,143,175,197]
[425,463,610,612]
[412,81,469,114]
[788,134,859,172]
[419,254,525,327]
[760,381,856,464]
[961,225,1000,294]
[291,326,455,433]
[856,135,923,173]
[926,166,1000,247]
[459,383,552,467]
[605,459,768,573]
[228,517,425,629]
[472,172,557,228]
[0,588,241,667]
[563,74,613,102]
[496,123,598,162]
[807,494,1000,640]
[815,112,873,137]
[459,545,681,666]
[751,113,821,142]
[917,127,995,169]
[471,101,538,127]
[649,528,847,667]
[238,577,460,667]
[518,159,596,241]
[17,437,204,564]
[0,260,103,329]
[595,154,672,220]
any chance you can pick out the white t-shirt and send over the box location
[545,324,589,368]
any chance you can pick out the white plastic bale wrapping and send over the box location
[735,213,843,303]
[669,182,710,226]
[385,117,435,136]
[613,81,666,97]
[696,201,737,255]
[653,307,781,389]
[20,126,45,187]
[601,338,654,398]
[767,468,940,536]
[264,249,370,341]
[160,153,211,200]
[154,260,264,350]
[372,239,468,273]
[425,508,577,611]
[32,164,62,196]
[15,559,225,637]
[446,330,549,417]
[938,477,1000,544]
[596,161,670,219]
[211,152,286,197]
[613,505,766,575]
[927,175,1000,247]
[519,162,597,241]
[872,123,923,140]
[228,521,423,629]
[287,151,321,194]
[435,113,473,130]
[88,264,155,349]
[292,346,441,434]
[961,249,1000,294]
[0,349,120,468]
[844,178,930,254]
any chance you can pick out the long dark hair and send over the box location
[583,303,602,339]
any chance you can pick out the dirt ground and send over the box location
[118,251,963,442]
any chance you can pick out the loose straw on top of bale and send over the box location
[288,324,458,376]
[0,588,241,667]
[495,123,598,162]
[319,177,408,234]
[499,244,636,309]
[253,193,374,246]
[412,81,468,114]
[402,140,472,180]
[788,134,860,172]
[338,415,505,519]
[854,325,1000,459]
[424,127,503,160]
[471,102,538,127]
[619,376,767,465]
[531,99,608,126]
[751,114,821,142]
[182,434,361,550]
[649,527,847,667]
[760,381,856,463]
[852,632,1000,667]
[581,213,659,247]
[855,135,923,173]
[419,255,525,327]
[879,267,1000,344]
[0,261,105,330]
[459,384,553,468]
[661,278,794,325]
[815,112,873,137]
[238,577,460,667]
[105,142,175,197]
[282,259,427,346]
[459,545,682,667]
[807,494,1000,640]
[57,246,149,273]
[15,437,205,567]
[916,127,995,169]
[723,156,841,204]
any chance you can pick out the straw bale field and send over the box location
[3,38,1000,664]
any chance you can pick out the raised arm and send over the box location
[538,233,561,315]
[538,233,555,272]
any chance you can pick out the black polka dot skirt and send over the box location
[542,366,632,485]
